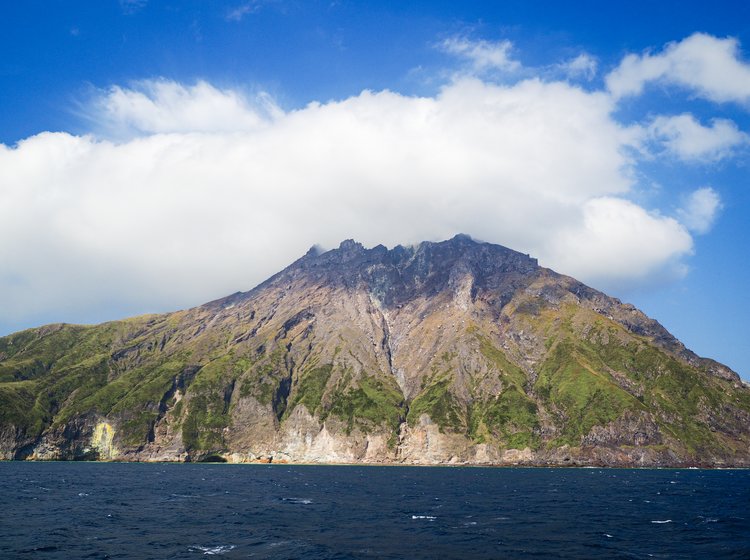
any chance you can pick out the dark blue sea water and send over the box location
[0,463,748,559]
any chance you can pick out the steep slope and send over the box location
[1,235,748,466]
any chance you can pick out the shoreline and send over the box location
[1,458,747,470]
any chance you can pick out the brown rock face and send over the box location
[1,235,749,466]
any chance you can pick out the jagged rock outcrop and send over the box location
[1,235,748,466]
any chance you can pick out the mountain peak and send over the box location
[337,238,365,252]
[1,235,747,467]
[279,236,540,308]
[446,232,478,244]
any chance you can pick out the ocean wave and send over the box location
[188,544,236,555]
[282,497,313,504]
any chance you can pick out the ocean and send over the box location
[0,462,747,559]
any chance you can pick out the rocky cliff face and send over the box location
[1,235,748,466]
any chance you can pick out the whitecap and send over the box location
[411,515,436,520]
[282,497,313,504]
[604,534,613,538]
[189,545,236,555]
[77,492,89,497]
[651,520,673,524]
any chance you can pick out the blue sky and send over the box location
[1,1,749,379]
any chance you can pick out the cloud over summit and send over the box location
[1,34,744,329]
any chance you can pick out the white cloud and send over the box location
[547,197,692,289]
[0,76,703,329]
[606,33,750,103]
[677,187,722,234]
[89,80,281,138]
[441,38,598,83]
[558,54,598,81]
[440,37,521,73]
[646,114,748,161]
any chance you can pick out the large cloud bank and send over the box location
[1,33,747,327]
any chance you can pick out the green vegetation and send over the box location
[0,381,47,436]
[535,338,642,446]
[328,373,404,435]
[179,355,237,451]
[531,312,750,455]
[0,325,102,383]
[239,348,287,405]
[181,392,230,450]
[285,364,333,417]
[408,378,464,432]
[471,336,540,448]
[0,317,195,447]
[469,389,540,449]
[476,334,528,389]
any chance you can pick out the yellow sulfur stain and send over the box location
[92,422,118,460]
